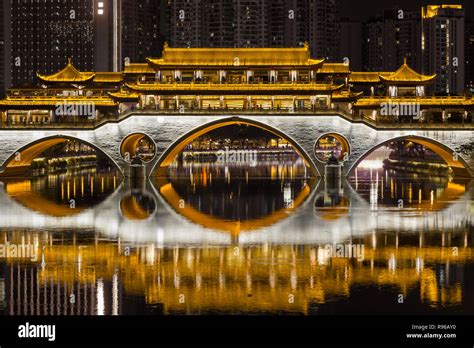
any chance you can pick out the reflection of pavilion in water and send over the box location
[0,229,471,315]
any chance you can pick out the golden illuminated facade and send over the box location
[0,43,473,127]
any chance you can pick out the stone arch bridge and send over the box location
[0,114,473,178]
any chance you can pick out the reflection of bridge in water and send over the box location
[0,177,472,315]
[0,178,471,245]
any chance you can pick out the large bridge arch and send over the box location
[150,116,320,177]
[0,134,124,177]
[347,134,472,177]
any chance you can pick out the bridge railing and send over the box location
[0,107,472,130]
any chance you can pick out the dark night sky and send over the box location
[340,0,473,20]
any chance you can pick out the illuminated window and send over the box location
[98,9,104,15]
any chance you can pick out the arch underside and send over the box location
[315,133,350,162]
[152,117,319,177]
[0,135,122,177]
[349,135,471,178]
[120,133,148,159]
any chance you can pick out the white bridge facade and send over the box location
[0,114,473,177]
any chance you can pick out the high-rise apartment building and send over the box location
[308,0,340,61]
[363,9,421,73]
[0,1,6,97]
[10,0,95,86]
[233,0,268,47]
[422,5,465,94]
[466,20,474,91]
[168,0,203,47]
[363,16,384,71]
[204,0,235,47]
[165,0,340,55]
[6,0,121,88]
[121,0,162,63]
[268,0,308,48]
[383,9,421,72]
[340,18,363,71]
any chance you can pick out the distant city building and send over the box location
[382,9,421,72]
[363,10,421,73]
[203,0,235,47]
[308,0,340,61]
[5,0,121,88]
[466,20,474,91]
[0,1,6,97]
[121,0,163,63]
[422,5,465,94]
[340,18,363,71]
[363,16,384,72]
[233,0,268,47]
[167,0,204,47]
[267,0,308,47]
[165,0,340,55]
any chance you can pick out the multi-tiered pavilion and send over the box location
[0,43,472,126]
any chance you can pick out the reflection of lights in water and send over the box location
[310,248,316,266]
[269,269,276,289]
[196,271,202,290]
[246,272,252,291]
[112,273,119,316]
[219,271,225,289]
[372,231,377,249]
[358,159,384,170]
[97,278,105,316]
[78,249,82,273]
[291,269,297,290]
[0,278,5,305]
[388,253,396,272]
[187,248,194,267]
[430,190,434,206]
[317,247,328,265]
[156,227,164,247]
[283,183,292,208]
[370,172,379,211]
[146,244,155,265]
[416,257,424,274]
[174,270,180,289]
